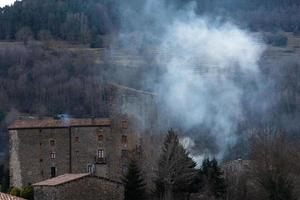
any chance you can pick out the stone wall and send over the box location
[34,176,124,200]
[10,128,70,187]
[9,83,158,188]
[9,122,140,187]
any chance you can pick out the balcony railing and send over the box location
[95,156,107,164]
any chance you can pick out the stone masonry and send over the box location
[33,174,123,200]
[8,83,158,198]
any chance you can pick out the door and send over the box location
[51,167,56,178]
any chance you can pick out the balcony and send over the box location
[95,156,107,164]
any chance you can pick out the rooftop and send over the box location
[0,193,25,200]
[33,173,90,187]
[8,118,111,130]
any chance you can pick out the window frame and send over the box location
[50,152,56,159]
[97,149,104,159]
[49,139,56,146]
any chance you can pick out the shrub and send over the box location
[10,187,21,197]
[20,186,34,200]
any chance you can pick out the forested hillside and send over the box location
[0,0,119,44]
[1,0,300,45]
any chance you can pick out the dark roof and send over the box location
[33,173,89,186]
[0,193,26,200]
[8,118,111,130]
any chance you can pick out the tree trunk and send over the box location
[164,184,174,200]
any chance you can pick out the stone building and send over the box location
[8,84,158,199]
[33,173,123,200]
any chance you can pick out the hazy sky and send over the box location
[0,0,16,7]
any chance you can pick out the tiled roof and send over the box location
[8,118,111,130]
[33,173,90,187]
[0,193,25,200]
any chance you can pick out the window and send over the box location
[121,120,128,129]
[121,135,127,144]
[122,165,128,174]
[51,167,56,178]
[98,135,104,141]
[50,139,55,146]
[50,152,56,159]
[121,150,128,158]
[87,164,94,174]
[75,137,79,143]
[97,149,104,158]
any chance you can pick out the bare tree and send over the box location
[250,128,300,200]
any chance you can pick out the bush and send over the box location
[20,186,34,200]
[10,187,21,197]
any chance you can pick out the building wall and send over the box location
[9,122,140,187]
[10,128,71,187]
[34,176,124,200]
[9,84,158,188]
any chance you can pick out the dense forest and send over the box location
[1,0,300,45]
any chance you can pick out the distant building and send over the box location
[8,84,158,200]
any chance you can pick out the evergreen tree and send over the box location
[122,159,146,200]
[155,129,197,200]
[200,158,226,200]
[1,169,10,193]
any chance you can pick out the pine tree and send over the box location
[200,158,226,199]
[122,159,146,200]
[155,129,197,200]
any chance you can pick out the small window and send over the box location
[98,135,104,141]
[97,149,104,158]
[75,137,79,143]
[121,120,128,129]
[121,150,128,158]
[122,165,128,174]
[50,152,56,159]
[50,139,55,146]
[51,167,56,178]
[121,135,127,144]
[87,164,94,174]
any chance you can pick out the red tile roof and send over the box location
[8,118,111,130]
[0,193,26,200]
[33,173,90,187]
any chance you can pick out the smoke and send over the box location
[116,0,265,163]
[158,17,265,161]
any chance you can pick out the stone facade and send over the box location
[9,84,158,188]
[33,174,123,200]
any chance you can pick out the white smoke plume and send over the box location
[157,17,265,161]
[117,0,266,162]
